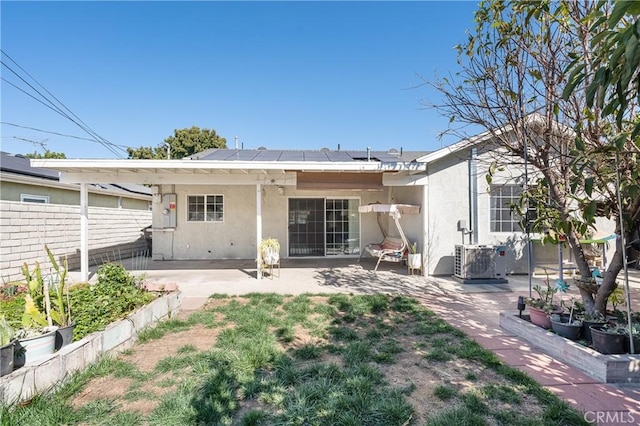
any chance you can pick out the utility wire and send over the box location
[1,50,126,157]
[1,122,130,148]
[1,52,124,156]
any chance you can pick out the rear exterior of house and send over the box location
[150,149,428,266]
[32,142,615,281]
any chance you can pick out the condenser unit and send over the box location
[454,244,496,280]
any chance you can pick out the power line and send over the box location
[0,51,123,156]
[1,50,127,157]
[1,121,130,148]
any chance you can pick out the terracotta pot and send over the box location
[528,306,558,329]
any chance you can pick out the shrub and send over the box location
[70,263,155,339]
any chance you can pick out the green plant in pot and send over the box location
[15,257,59,368]
[589,323,628,355]
[549,299,582,341]
[627,321,640,354]
[407,242,421,270]
[260,237,280,266]
[525,278,561,329]
[0,315,15,377]
[44,246,75,349]
[578,311,607,344]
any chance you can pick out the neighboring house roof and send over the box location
[0,151,60,180]
[1,152,151,197]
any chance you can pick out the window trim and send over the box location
[489,184,522,233]
[186,194,224,223]
[20,194,50,204]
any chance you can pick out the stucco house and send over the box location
[1,152,153,281]
[30,134,614,282]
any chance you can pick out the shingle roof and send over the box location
[0,152,59,180]
[190,149,431,163]
[1,152,151,196]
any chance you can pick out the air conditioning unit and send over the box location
[454,244,496,279]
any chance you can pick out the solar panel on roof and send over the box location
[255,151,283,161]
[231,151,261,161]
[325,151,352,161]
[193,149,419,163]
[303,152,329,161]
[279,152,304,161]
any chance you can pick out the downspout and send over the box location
[468,148,478,244]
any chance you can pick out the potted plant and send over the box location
[14,297,57,368]
[549,300,582,341]
[625,321,640,354]
[14,259,58,368]
[260,238,280,266]
[259,238,280,278]
[525,279,562,329]
[590,323,627,355]
[407,242,422,271]
[44,245,75,349]
[0,315,15,377]
[579,312,607,344]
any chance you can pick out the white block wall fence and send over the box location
[0,291,182,404]
[0,201,152,282]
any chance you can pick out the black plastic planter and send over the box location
[590,325,626,355]
[551,318,582,340]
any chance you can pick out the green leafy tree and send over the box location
[127,126,227,159]
[563,0,640,138]
[24,151,66,159]
[423,0,639,315]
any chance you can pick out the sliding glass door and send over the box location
[288,198,360,257]
[288,198,325,256]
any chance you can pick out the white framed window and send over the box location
[187,194,223,222]
[20,194,50,204]
[490,184,522,233]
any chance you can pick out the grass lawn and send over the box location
[0,293,588,425]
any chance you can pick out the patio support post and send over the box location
[256,183,262,280]
[80,183,89,282]
[422,183,428,276]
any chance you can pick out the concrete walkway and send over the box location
[85,258,640,425]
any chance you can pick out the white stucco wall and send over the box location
[425,150,473,275]
[150,183,425,261]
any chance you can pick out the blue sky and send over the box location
[1,1,479,159]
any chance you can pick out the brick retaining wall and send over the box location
[0,201,152,282]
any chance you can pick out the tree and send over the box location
[127,126,227,159]
[24,151,66,159]
[423,0,639,316]
[564,0,640,138]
